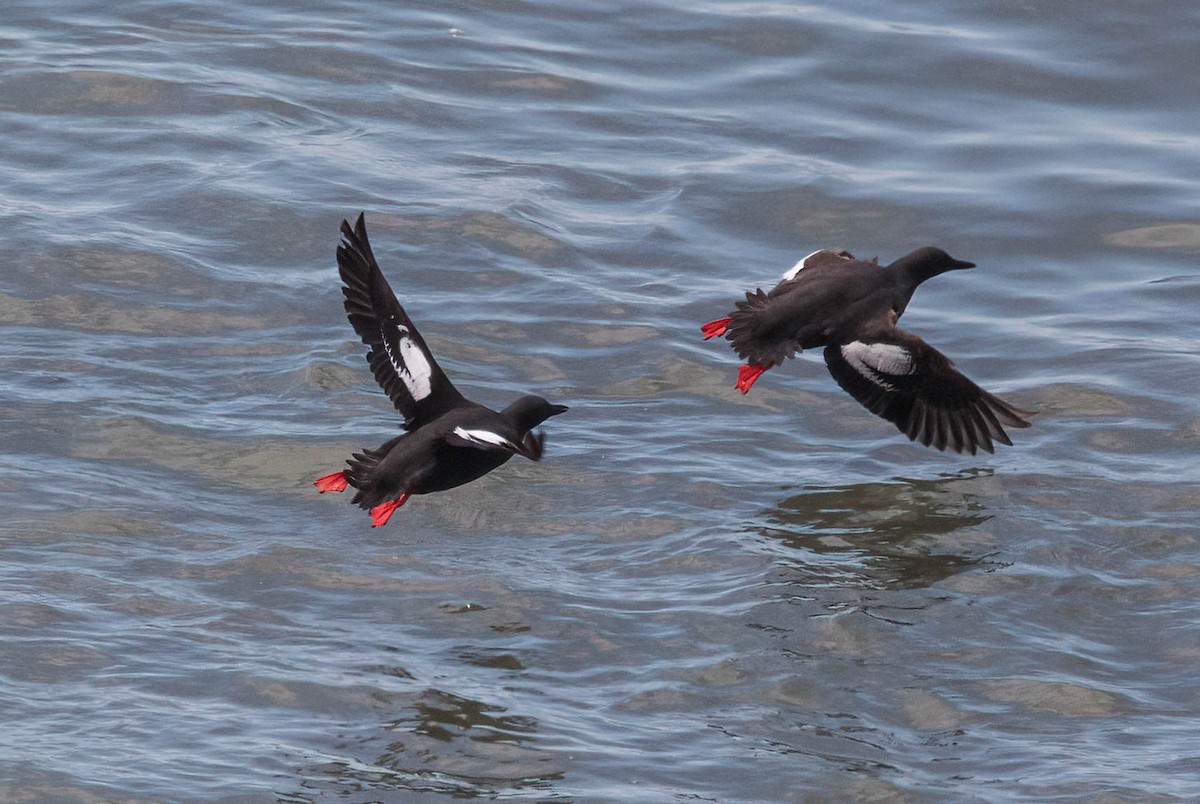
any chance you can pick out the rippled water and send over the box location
[3,1,1200,801]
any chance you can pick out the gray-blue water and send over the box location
[3,1,1200,801]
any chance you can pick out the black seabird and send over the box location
[315,214,568,526]
[702,247,1032,455]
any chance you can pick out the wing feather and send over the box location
[337,213,466,430]
[823,329,1032,455]
[448,426,545,460]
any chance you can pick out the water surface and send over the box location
[3,0,1200,800]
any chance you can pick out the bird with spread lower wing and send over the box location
[702,246,1032,455]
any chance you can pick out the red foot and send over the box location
[701,317,732,340]
[736,362,770,394]
[370,493,410,527]
[314,470,349,493]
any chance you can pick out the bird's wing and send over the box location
[447,426,543,460]
[337,213,466,430]
[777,248,859,283]
[822,327,1032,455]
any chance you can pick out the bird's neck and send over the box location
[886,266,924,316]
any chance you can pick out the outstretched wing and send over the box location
[823,328,1032,455]
[337,213,466,430]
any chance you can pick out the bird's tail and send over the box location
[345,445,386,507]
[726,288,798,367]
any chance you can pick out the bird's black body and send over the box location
[344,396,563,509]
[316,214,567,525]
[703,247,1032,455]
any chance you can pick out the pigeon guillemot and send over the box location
[315,213,568,526]
[701,246,1032,455]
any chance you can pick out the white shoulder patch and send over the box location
[781,248,853,281]
[841,341,916,385]
[781,250,823,282]
[383,323,433,401]
[452,426,520,452]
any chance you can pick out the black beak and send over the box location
[548,404,569,417]
[951,258,976,270]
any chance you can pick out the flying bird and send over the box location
[315,213,568,526]
[702,246,1031,455]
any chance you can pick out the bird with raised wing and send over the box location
[315,214,568,526]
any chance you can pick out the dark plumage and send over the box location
[702,246,1032,455]
[315,213,568,526]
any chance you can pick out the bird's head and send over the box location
[893,247,976,282]
[505,395,569,432]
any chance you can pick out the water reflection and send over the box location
[402,688,535,741]
[757,470,997,593]
[289,687,564,800]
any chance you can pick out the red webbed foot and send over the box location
[370,493,410,527]
[735,362,771,394]
[314,470,349,493]
[701,317,732,340]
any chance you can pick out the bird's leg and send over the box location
[370,493,410,527]
[314,470,349,493]
[701,317,732,340]
[736,362,771,394]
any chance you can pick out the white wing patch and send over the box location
[383,323,433,401]
[842,341,915,388]
[781,250,823,281]
[781,248,853,281]
[451,426,521,452]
